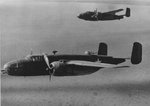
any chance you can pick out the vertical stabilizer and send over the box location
[125,8,130,17]
[131,42,142,64]
[98,42,107,55]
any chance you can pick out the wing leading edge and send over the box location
[104,9,124,15]
[67,60,128,69]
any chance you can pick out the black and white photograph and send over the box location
[1,0,150,106]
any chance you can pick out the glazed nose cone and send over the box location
[77,14,81,18]
[2,61,16,74]
[3,63,9,70]
[1,63,10,74]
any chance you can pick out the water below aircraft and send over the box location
[1,42,142,80]
[78,8,130,21]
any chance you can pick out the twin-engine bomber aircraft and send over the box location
[78,8,130,21]
[1,42,142,80]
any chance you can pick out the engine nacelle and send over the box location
[50,61,65,70]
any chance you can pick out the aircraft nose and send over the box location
[3,63,10,70]
[2,61,16,75]
[1,63,10,74]
[77,14,81,18]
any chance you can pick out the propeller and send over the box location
[92,8,98,20]
[43,53,54,81]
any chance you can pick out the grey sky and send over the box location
[1,0,150,66]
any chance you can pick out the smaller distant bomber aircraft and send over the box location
[1,42,142,80]
[78,8,130,21]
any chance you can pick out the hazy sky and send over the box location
[1,0,150,66]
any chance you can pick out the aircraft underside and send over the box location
[84,14,124,21]
[6,64,101,76]
[53,65,101,76]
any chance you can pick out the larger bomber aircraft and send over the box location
[1,42,142,80]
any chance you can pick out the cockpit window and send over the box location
[25,55,32,60]
[25,55,43,61]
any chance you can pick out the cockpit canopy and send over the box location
[25,54,44,61]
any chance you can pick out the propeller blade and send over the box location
[49,70,52,81]
[43,54,57,81]
[43,53,54,81]
[43,53,51,69]
[49,68,56,81]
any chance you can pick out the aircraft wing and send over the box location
[104,9,124,15]
[66,60,129,68]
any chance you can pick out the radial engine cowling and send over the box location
[50,61,66,71]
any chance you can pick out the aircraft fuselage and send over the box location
[3,54,125,76]
[78,12,124,21]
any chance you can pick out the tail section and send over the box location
[98,42,108,55]
[131,42,142,64]
[125,8,130,17]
